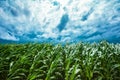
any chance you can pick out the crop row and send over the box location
[0,41,120,80]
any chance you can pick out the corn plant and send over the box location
[0,41,120,80]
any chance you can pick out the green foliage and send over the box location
[0,41,120,80]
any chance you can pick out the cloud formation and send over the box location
[0,0,120,43]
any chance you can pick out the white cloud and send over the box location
[0,0,120,43]
[0,27,19,41]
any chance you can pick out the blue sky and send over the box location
[0,0,120,43]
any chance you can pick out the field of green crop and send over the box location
[0,41,120,80]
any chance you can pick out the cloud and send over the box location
[0,27,19,41]
[0,0,120,43]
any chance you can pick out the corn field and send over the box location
[0,41,120,80]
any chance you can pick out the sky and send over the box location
[0,0,120,43]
